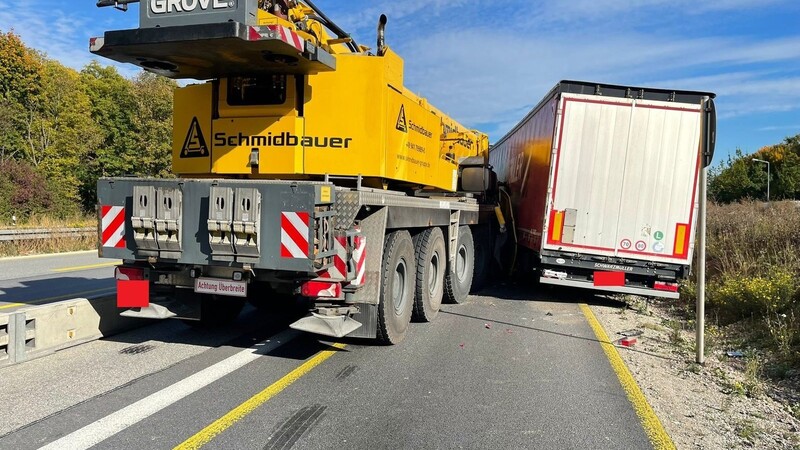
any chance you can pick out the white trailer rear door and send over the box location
[544,93,702,265]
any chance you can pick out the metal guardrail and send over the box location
[0,228,96,242]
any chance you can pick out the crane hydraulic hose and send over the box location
[300,0,360,52]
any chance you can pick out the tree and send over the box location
[131,72,177,178]
[0,31,44,163]
[34,61,102,214]
[709,149,759,202]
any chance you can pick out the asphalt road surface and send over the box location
[0,251,119,312]
[0,277,655,449]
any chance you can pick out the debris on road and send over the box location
[725,350,744,358]
[618,337,637,347]
[618,329,644,337]
[485,323,492,329]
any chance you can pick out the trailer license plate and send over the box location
[194,278,247,298]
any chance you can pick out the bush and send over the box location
[709,270,798,323]
[0,159,54,221]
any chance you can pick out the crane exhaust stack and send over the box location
[377,14,387,56]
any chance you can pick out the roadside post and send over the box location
[697,96,715,365]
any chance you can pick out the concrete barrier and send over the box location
[0,296,148,367]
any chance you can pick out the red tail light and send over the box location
[115,266,144,281]
[654,281,679,292]
[301,281,342,298]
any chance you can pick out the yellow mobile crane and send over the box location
[93,0,495,344]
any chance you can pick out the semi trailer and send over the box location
[490,81,716,299]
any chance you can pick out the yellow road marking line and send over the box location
[579,304,675,450]
[52,261,120,273]
[0,303,25,310]
[174,342,347,450]
[0,250,97,262]
[1,287,117,308]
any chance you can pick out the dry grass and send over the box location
[0,214,97,257]
[678,200,800,377]
[704,201,800,278]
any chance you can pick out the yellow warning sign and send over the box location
[396,105,408,132]
[181,117,209,158]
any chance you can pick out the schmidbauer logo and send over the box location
[214,132,353,149]
[150,0,234,14]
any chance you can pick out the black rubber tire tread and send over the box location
[376,230,415,345]
[471,225,491,293]
[411,227,446,322]
[444,226,475,305]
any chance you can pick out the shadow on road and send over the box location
[0,276,116,307]
[473,280,628,309]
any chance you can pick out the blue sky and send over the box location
[1,1,799,164]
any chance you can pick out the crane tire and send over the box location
[376,230,415,345]
[411,227,445,322]
[444,226,474,305]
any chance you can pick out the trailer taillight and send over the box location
[116,266,149,308]
[654,281,679,292]
[673,223,689,257]
[301,281,342,299]
[115,266,144,281]
[549,210,565,243]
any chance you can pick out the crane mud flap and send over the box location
[90,22,336,80]
[290,313,362,338]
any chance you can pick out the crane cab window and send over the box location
[227,75,287,106]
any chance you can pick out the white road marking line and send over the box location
[39,329,301,450]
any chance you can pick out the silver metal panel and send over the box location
[140,0,257,28]
[131,185,158,255]
[564,208,578,227]
[539,277,680,299]
[561,226,575,244]
[335,188,479,231]
[448,210,461,266]
[233,187,261,261]
[208,186,235,259]
[348,208,387,305]
[155,187,183,259]
[346,303,378,339]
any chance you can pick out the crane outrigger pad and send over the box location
[90,22,336,80]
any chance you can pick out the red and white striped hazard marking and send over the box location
[351,235,366,287]
[101,206,126,249]
[319,236,348,281]
[280,212,310,259]
[248,25,305,52]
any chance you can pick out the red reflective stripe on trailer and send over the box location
[593,271,625,287]
[117,279,149,308]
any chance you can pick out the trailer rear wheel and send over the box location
[412,227,445,322]
[377,230,415,344]
[444,226,474,304]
